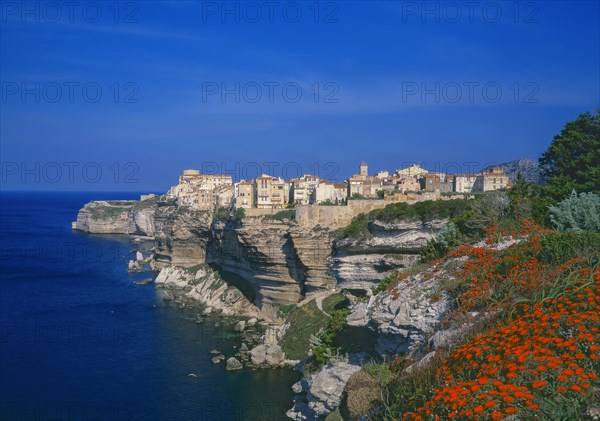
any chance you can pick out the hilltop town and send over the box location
[160,161,512,211]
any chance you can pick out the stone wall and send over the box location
[296,192,472,229]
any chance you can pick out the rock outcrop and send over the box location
[346,265,453,359]
[152,203,212,269]
[249,344,285,367]
[208,216,336,306]
[331,219,446,291]
[287,361,363,420]
[154,265,259,318]
[72,200,157,235]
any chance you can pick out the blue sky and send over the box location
[1,0,598,191]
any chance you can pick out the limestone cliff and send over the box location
[152,203,212,269]
[154,265,260,318]
[72,199,156,236]
[331,219,447,291]
[208,216,336,306]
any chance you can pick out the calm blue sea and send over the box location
[0,191,299,421]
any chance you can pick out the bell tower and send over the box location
[359,161,368,176]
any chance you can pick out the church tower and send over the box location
[359,161,368,176]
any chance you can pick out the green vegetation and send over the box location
[234,207,245,221]
[362,363,393,386]
[310,308,350,364]
[320,199,336,206]
[339,213,369,239]
[215,208,229,220]
[538,231,600,265]
[539,109,600,199]
[549,191,600,232]
[372,271,400,295]
[89,205,129,220]
[350,193,365,200]
[341,365,393,420]
[214,207,245,222]
[369,199,471,223]
[278,303,296,317]
[321,293,350,315]
[132,196,161,210]
[268,209,296,221]
[280,301,329,360]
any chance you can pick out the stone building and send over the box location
[312,181,348,204]
[423,173,454,192]
[290,175,320,205]
[347,161,384,199]
[255,175,289,209]
[234,180,255,209]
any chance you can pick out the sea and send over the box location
[0,191,299,421]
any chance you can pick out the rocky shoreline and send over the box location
[73,197,455,420]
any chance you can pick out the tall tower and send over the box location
[360,161,368,176]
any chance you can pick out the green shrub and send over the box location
[215,208,229,220]
[340,213,370,239]
[538,231,600,265]
[549,190,600,232]
[419,222,463,262]
[310,308,350,364]
[269,209,296,221]
[369,199,471,223]
[234,207,245,221]
[372,271,399,295]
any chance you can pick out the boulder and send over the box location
[307,362,362,418]
[249,344,284,367]
[226,357,243,371]
[234,320,246,332]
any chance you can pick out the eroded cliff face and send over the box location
[331,219,447,291]
[74,201,451,312]
[154,265,259,318]
[152,203,212,269]
[73,200,156,236]
[208,217,336,306]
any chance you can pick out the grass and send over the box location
[321,293,350,315]
[278,303,296,317]
[132,195,161,210]
[280,300,329,360]
[88,205,130,220]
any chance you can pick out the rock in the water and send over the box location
[249,344,284,367]
[234,320,246,332]
[226,357,243,371]
[136,251,144,261]
[211,355,225,364]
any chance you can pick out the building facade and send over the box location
[255,175,289,209]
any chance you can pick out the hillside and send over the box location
[484,159,541,184]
